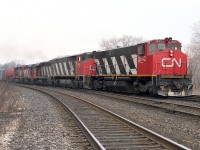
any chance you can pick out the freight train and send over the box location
[11,37,193,96]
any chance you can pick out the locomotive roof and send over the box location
[97,39,181,52]
[147,38,181,44]
[96,42,147,53]
[35,61,51,66]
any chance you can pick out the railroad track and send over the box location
[16,84,190,150]
[169,95,200,103]
[82,90,200,117]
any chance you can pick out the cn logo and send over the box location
[161,58,182,67]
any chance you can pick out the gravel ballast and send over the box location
[0,84,91,150]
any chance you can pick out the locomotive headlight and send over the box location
[170,50,173,57]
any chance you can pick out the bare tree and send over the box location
[187,20,200,89]
[120,35,144,47]
[100,38,119,50]
[100,35,144,50]
[192,21,200,43]
[1,60,22,69]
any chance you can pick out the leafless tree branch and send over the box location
[99,35,145,50]
[187,20,200,89]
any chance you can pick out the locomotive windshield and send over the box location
[148,43,166,52]
[148,41,181,52]
[81,53,92,61]
[158,43,165,49]
[148,43,157,52]
[167,43,181,50]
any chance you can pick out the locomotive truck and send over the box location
[14,37,193,96]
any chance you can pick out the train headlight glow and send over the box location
[170,50,173,57]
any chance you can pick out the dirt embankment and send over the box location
[0,82,25,113]
[0,82,25,150]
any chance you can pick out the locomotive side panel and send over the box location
[14,66,24,83]
[94,46,138,76]
[30,65,38,79]
[50,56,76,78]
[40,62,51,78]
[76,53,96,76]
[3,69,15,81]
[136,43,153,75]
[24,66,31,78]
[49,56,76,87]
[36,62,47,79]
[93,46,138,93]
[137,55,153,75]
[23,65,32,83]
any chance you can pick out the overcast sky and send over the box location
[0,0,200,64]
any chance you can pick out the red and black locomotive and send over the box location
[14,37,193,96]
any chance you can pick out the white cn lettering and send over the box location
[161,58,181,67]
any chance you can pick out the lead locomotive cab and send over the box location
[143,37,193,96]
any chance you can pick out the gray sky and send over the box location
[0,0,200,64]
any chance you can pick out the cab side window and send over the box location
[81,53,92,62]
[81,54,87,62]
[148,43,157,52]
[138,45,145,55]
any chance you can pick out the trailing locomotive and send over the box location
[13,38,193,96]
[0,69,15,81]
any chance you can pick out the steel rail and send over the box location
[38,86,190,150]
[16,84,105,150]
